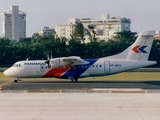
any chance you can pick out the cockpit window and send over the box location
[12,64,16,67]
[15,64,19,67]
[12,64,21,67]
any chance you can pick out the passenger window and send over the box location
[96,65,98,68]
[99,65,101,67]
[92,65,94,68]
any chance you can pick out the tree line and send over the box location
[0,22,160,67]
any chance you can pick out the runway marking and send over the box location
[91,88,147,93]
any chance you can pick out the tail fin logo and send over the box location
[132,46,147,53]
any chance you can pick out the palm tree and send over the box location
[72,22,85,43]
[85,25,97,42]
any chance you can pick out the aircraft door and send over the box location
[104,61,110,74]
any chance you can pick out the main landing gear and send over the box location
[71,78,78,83]
[68,76,78,83]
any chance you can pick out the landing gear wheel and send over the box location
[68,76,78,83]
[72,78,78,83]
[14,78,18,83]
[14,79,17,83]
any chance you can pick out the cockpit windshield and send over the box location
[12,64,21,67]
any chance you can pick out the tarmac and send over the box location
[0,80,160,120]
[0,93,160,120]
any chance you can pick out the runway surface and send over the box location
[1,80,160,120]
[1,80,160,93]
[0,93,160,120]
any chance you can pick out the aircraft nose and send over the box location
[3,69,12,77]
[4,69,8,76]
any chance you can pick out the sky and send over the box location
[0,0,160,37]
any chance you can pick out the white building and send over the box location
[55,14,131,41]
[38,27,55,36]
[2,6,26,41]
[55,24,74,38]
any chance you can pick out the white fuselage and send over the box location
[4,58,156,79]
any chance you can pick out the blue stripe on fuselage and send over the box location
[61,59,98,78]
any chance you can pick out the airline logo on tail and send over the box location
[132,46,147,53]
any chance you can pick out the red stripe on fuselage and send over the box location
[44,65,73,78]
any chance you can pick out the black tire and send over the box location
[72,78,78,83]
[14,80,17,83]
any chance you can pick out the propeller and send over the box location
[44,51,52,68]
[45,59,50,68]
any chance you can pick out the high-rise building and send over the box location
[55,14,131,42]
[2,6,26,41]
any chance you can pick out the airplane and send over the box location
[4,30,157,82]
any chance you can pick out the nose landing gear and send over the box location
[14,78,20,83]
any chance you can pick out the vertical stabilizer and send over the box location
[106,30,155,61]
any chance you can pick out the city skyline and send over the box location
[0,0,160,37]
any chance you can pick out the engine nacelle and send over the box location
[49,57,71,67]
[48,56,88,67]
